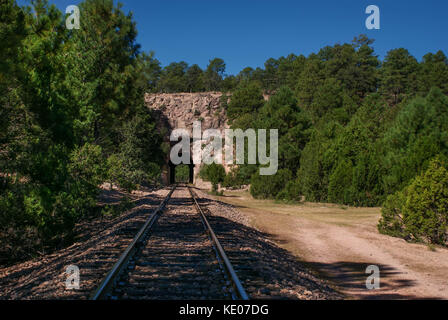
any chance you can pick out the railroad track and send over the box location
[90,185,249,300]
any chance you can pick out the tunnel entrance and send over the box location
[169,160,194,184]
[168,137,195,185]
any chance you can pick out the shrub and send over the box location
[250,169,292,199]
[402,158,448,244]
[0,142,108,264]
[222,167,246,189]
[42,143,106,244]
[379,157,448,245]
[222,169,240,189]
[175,164,190,183]
[276,179,302,202]
[107,153,160,192]
[199,163,226,192]
[378,191,407,238]
[112,110,163,191]
[0,187,40,266]
[107,154,134,192]
[68,143,106,196]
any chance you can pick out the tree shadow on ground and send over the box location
[302,261,442,300]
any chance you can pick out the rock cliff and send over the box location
[145,92,229,134]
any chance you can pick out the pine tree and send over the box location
[381,48,419,104]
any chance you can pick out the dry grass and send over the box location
[215,190,380,228]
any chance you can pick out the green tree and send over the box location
[309,78,344,122]
[221,75,238,92]
[185,64,204,92]
[297,121,342,202]
[257,86,311,174]
[328,159,354,204]
[378,190,407,238]
[380,48,419,104]
[296,36,379,113]
[379,157,448,245]
[0,0,165,265]
[227,81,265,123]
[295,56,324,112]
[66,0,143,147]
[0,0,26,80]
[0,0,28,183]
[203,58,225,91]
[381,88,448,195]
[262,58,280,92]
[276,179,302,202]
[157,61,188,93]
[135,51,161,93]
[417,51,448,95]
[237,67,255,82]
[111,107,163,190]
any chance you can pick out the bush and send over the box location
[222,168,240,189]
[106,153,161,192]
[379,157,448,245]
[68,143,107,196]
[175,164,190,183]
[110,110,163,191]
[0,187,40,266]
[378,191,407,238]
[199,163,226,192]
[276,179,302,202]
[250,169,292,199]
[41,143,106,245]
[222,166,248,189]
[107,154,133,191]
[402,158,448,244]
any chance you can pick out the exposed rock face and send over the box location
[145,92,229,134]
[145,92,231,187]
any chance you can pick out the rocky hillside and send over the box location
[145,92,229,134]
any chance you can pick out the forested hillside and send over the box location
[1,0,448,266]
[228,39,448,245]
[175,38,448,245]
[0,0,165,265]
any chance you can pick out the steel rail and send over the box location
[188,187,250,300]
[90,185,176,300]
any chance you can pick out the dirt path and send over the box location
[212,190,448,300]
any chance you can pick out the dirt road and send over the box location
[213,190,448,300]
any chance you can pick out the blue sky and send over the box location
[19,0,448,75]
